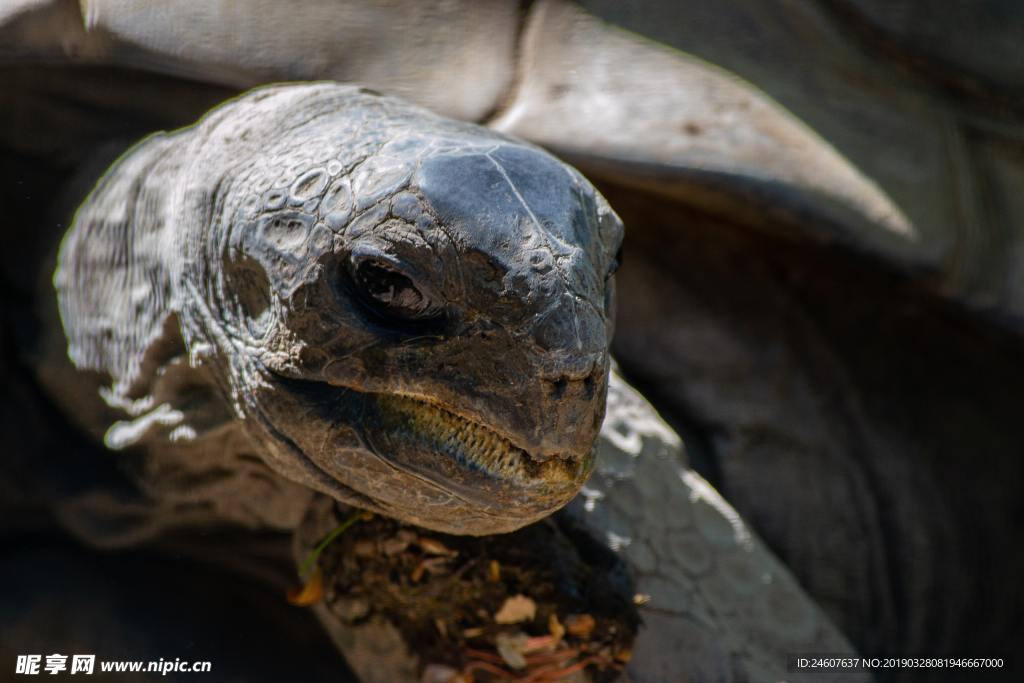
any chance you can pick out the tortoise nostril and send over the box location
[543,369,604,402]
[582,373,595,400]
[547,378,569,400]
[541,358,606,401]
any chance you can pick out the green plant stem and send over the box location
[298,510,364,578]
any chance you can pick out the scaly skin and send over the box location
[55,83,623,538]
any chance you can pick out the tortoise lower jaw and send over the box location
[361,390,593,528]
[374,393,588,486]
[259,371,594,530]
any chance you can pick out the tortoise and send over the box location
[2,1,1023,681]
[3,77,858,682]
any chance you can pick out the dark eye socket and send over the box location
[352,258,438,321]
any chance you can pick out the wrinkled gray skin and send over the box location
[55,83,622,537]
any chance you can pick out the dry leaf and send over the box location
[548,613,565,643]
[495,631,529,669]
[330,596,370,621]
[423,557,450,574]
[381,536,411,556]
[493,594,537,624]
[286,566,325,606]
[488,559,501,583]
[353,539,376,558]
[564,613,595,638]
[421,664,464,683]
[522,634,557,654]
[418,536,457,556]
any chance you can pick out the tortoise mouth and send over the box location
[265,371,592,490]
[257,371,595,532]
[373,393,585,485]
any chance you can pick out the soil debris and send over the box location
[494,595,537,624]
[297,502,640,682]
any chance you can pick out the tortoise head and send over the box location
[58,84,623,535]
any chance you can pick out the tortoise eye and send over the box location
[352,257,439,321]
